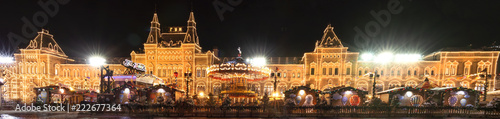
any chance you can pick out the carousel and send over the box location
[207,49,271,103]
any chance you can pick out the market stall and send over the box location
[144,84,184,104]
[428,87,480,107]
[284,85,321,106]
[377,87,427,106]
[322,86,367,106]
[112,84,139,104]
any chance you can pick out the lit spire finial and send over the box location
[237,47,241,57]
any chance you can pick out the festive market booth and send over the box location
[145,84,184,104]
[284,85,321,106]
[322,86,367,106]
[377,87,427,106]
[72,89,98,104]
[34,86,73,104]
[112,84,139,104]
[428,87,480,107]
[207,55,271,104]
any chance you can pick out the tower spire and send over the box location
[184,12,199,45]
[146,13,161,44]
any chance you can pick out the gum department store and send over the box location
[1,12,498,103]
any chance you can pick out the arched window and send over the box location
[357,81,368,91]
[196,83,206,94]
[460,81,469,88]
[389,81,401,89]
[264,83,274,95]
[406,81,417,87]
[475,81,485,92]
[443,81,455,87]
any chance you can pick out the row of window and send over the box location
[271,72,301,78]
[310,68,351,76]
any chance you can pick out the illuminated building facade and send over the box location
[1,12,499,103]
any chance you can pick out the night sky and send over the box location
[1,0,500,59]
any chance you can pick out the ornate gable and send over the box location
[317,24,343,48]
[26,29,67,56]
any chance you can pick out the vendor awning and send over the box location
[429,87,457,91]
[376,87,405,94]
[488,90,500,96]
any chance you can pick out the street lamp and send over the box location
[370,72,380,98]
[89,56,113,93]
[0,56,14,64]
[480,69,491,101]
[184,71,192,97]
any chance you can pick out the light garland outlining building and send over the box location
[0,12,499,103]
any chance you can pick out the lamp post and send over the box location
[480,69,490,101]
[89,56,113,93]
[185,71,192,97]
[174,72,178,86]
[370,72,380,98]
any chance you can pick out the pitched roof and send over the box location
[318,24,343,48]
[25,29,67,57]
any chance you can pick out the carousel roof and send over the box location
[207,56,271,81]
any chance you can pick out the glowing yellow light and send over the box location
[272,92,279,97]
[299,90,305,96]
[69,87,74,91]
[199,92,204,97]
[59,89,64,94]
